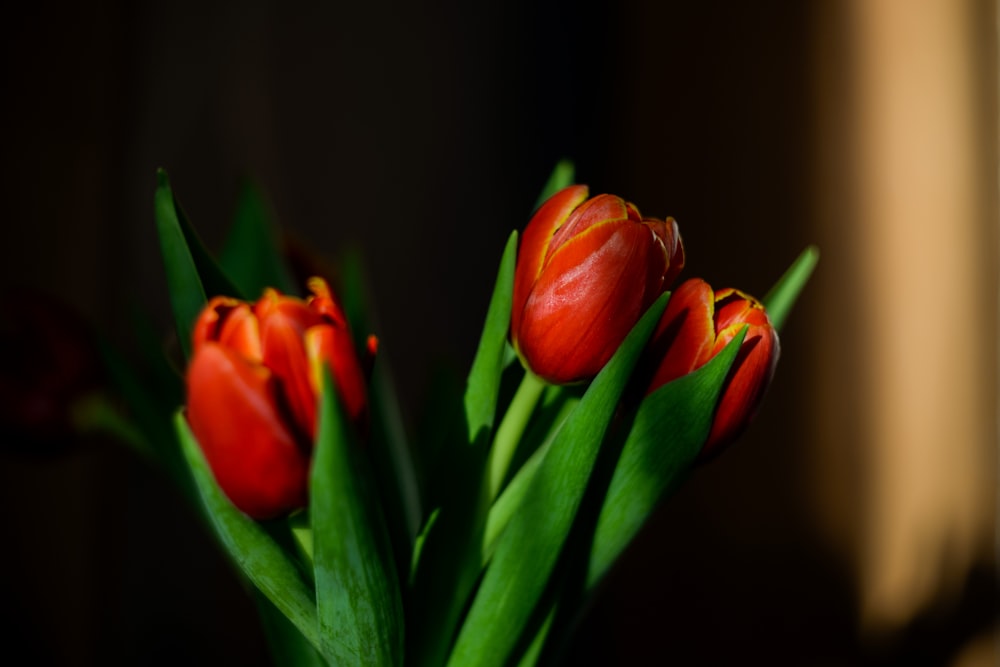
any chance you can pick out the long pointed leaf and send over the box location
[763,245,818,332]
[464,231,518,445]
[154,171,207,359]
[311,370,403,666]
[175,412,321,652]
[446,293,669,667]
[585,328,747,588]
[339,250,421,567]
[254,590,329,667]
[154,170,243,359]
[220,179,297,297]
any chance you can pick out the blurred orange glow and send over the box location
[846,0,997,651]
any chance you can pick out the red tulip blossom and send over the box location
[185,277,371,519]
[645,278,779,459]
[511,185,685,385]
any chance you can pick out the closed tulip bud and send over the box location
[645,278,779,459]
[185,277,370,519]
[511,185,685,385]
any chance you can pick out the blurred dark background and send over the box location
[1,1,996,665]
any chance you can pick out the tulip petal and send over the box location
[658,216,686,288]
[511,185,588,342]
[257,291,324,442]
[186,343,309,519]
[304,323,369,428]
[546,193,630,255]
[705,323,779,457]
[645,278,717,390]
[216,302,263,361]
[517,220,667,383]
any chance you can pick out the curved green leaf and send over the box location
[763,245,818,332]
[585,328,747,588]
[446,293,669,667]
[175,412,321,652]
[311,370,403,666]
[219,180,297,297]
[254,590,329,667]
[464,231,518,446]
[154,169,243,359]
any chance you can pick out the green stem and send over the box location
[482,396,580,566]
[485,372,546,500]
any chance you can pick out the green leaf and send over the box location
[409,507,440,585]
[446,293,669,667]
[310,369,403,666]
[763,245,819,332]
[533,160,575,209]
[175,412,321,652]
[464,231,518,446]
[154,169,242,359]
[219,180,297,297]
[482,393,579,566]
[254,590,329,667]
[98,336,197,503]
[154,171,208,360]
[584,328,748,589]
[339,250,422,571]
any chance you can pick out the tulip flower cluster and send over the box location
[99,167,813,667]
[186,277,370,519]
[512,185,779,459]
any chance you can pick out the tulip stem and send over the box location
[486,372,546,501]
[482,395,579,565]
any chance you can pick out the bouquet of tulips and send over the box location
[101,162,815,666]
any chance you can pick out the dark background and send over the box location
[0,1,994,665]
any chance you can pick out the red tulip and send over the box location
[645,278,779,459]
[511,185,685,384]
[185,277,370,519]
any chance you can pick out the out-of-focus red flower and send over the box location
[0,288,104,453]
[645,278,779,459]
[185,277,370,519]
[511,185,685,385]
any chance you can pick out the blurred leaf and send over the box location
[533,160,575,209]
[404,232,517,666]
[311,369,403,666]
[763,245,818,332]
[98,337,196,502]
[464,231,518,446]
[584,328,747,588]
[339,250,422,570]
[409,507,440,585]
[513,603,557,667]
[175,412,321,652]
[446,293,669,667]
[254,590,328,667]
[154,169,242,359]
[337,248,374,355]
[219,180,297,297]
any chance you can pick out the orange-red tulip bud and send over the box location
[511,185,685,384]
[645,278,779,459]
[185,277,369,519]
